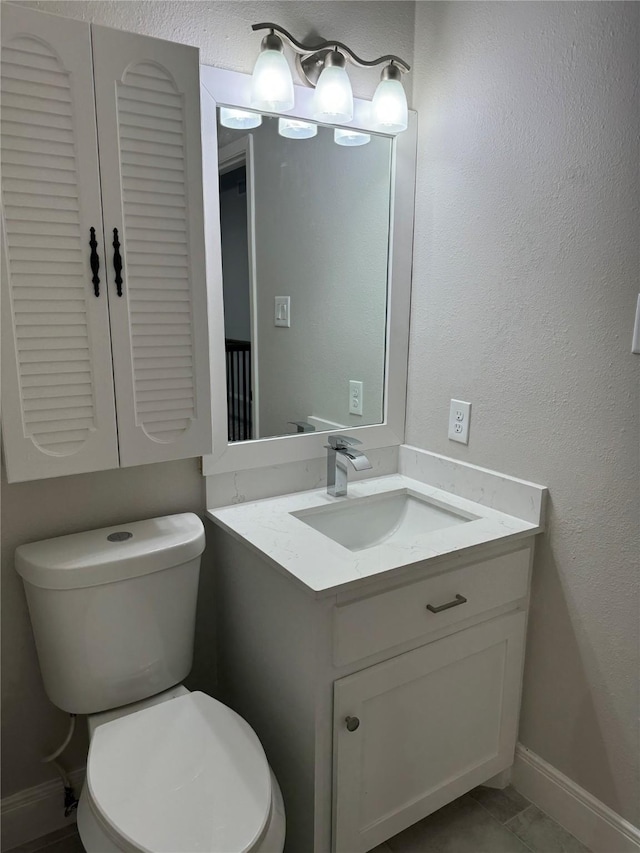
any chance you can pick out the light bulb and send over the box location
[278,118,318,139]
[371,64,408,133]
[334,128,370,147]
[250,34,294,112]
[219,108,262,129]
[312,51,353,124]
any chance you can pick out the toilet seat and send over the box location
[86,691,273,853]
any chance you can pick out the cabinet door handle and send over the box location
[345,716,360,732]
[89,227,100,297]
[426,593,467,614]
[112,228,123,297]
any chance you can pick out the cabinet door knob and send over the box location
[345,716,360,732]
[89,227,100,297]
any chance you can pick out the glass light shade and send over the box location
[279,118,318,139]
[371,78,408,133]
[312,64,354,123]
[334,128,370,147]
[219,108,262,130]
[250,49,294,112]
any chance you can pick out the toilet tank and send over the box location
[15,513,205,715]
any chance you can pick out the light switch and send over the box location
[274,296,290,328]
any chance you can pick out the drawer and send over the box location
[334,548,530,666]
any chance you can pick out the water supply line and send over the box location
[42,714,79,816]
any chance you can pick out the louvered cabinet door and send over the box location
[1,5,119,482]
[91,26,212,467]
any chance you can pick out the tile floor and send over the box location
[8,785,591,853]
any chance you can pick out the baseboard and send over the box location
[1,768,84,851]
[512,744,640,853]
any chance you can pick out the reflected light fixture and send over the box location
[334,128,370,147]
[219,107,262,129]
[250,23,410,134]
[250,30,295,112]
[279,118,318,139]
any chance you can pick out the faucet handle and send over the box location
[327,434,362,450]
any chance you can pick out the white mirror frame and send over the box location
[200,66,417,475]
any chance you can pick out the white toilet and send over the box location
[15,513,286,853]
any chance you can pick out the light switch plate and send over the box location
[274,296,290,328]
[448,399,471,444]
[349,380,363,416]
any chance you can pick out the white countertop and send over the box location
[207,473,543,598]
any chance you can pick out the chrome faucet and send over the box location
[326,435,372,497]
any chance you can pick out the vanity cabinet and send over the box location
[333,612,526,851]
[212,528,534,853]
[1,5,211,482]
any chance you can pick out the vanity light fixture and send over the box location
[219,107,262,129]
[251,23,410,133]
[334,128,371,147]
[250,30,295,112]
[371,63,408,133]
[278,118,318,139]
[313,51,353,123]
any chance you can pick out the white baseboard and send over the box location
[1,768,84,851]
[513,744,640,853]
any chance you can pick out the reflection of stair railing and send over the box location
[225,339,252,441]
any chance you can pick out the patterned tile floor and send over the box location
[8,785,591,853]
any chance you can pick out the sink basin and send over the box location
[292,489,477,552]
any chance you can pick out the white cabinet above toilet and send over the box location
[1,5,212,482]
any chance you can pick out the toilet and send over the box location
[15,513,286,853]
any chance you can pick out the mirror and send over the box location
[216,108,393,442]
[200,66,416,476]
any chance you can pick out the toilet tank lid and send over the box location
[15,514,205,590]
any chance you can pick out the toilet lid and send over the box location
[87,692,272,853]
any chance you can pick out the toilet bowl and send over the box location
[77,689,285,853]
[14,514,286,853]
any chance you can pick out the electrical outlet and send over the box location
[448,399,471,444]
[349,380,364,416]
[274,296,290,327]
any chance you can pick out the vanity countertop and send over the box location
[206,473,544,599]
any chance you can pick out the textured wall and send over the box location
[3,0,416,801]
[408,1,639,823]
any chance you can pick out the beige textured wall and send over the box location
[2,0,416,800]
[408,1,639,824]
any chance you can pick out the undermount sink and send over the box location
[292,489,477,552]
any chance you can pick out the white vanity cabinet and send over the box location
[332,612,526,851]
[1,5,211,482]
[212,526,534,853]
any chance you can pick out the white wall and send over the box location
[2,0,416,801]
[408,1,639,825]
[251,117,391,437]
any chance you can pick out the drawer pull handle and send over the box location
[345,716,360,732]
[426,594,467,614]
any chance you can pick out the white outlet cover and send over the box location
[448,399,471,444]
[349,380,364,416]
